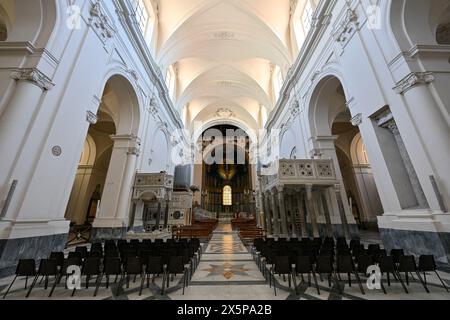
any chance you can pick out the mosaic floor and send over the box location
[1,224,450,300]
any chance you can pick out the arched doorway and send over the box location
[65,74,141,243]
[195,124,255,220]
[308,76,383,235]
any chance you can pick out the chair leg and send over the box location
[292,272,298,295]
[139,273,145,296]
[182,271,186,295]
[94,274,102,297]
[380,278,387,294]
[25,276,28,290]
[387,272,391,286]
[26,275,39,298]
[2,275,18,299]
[273,273,277,296]
[414,271,430,293]
[348,273,351,287]
[354,272,365,295]
[106,275,110,289]
[435,271,449,292]
[49,275,59,297]
[312,271,320,295]
[395,271,408,294]
[288,274,291,288]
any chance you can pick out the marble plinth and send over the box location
[91,227,127,241]
[0,233,68,277]
[380,228,450,263]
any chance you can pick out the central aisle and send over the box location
[169,223,289,300]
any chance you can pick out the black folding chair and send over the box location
[95,257,122,296]
[418,255,448,292]
[49,252,65,272]
[315,255,338,289]
[123,256,144,291]
[72,257,101,297]
[379,255,406,294]
[398,255,429,293]
[141,256,165,295]
[3,259,36,299]
[270,256,292,296]
[336,255,365,294]
[164,256,187,295]
[293,256,320,295]
[26,259,58,298]
[75,246,88,259]
[58,256,82,289]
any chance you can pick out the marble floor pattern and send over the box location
[1,224,450,300]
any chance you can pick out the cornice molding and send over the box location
[10,68,54,91]
[393,72,435,95]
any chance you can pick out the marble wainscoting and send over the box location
[0,233,68,277]
[380,228,450,263]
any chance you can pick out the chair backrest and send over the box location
[379,256,395,273]
[295,256,313,273]
[68,251,82,260]
[16,259,36,276]
[49,252,65,267]
[316,256,333,273]
[167,256,184,273]
[146,256,164,274]
[75,246,88,258]
[336,255,354,273]
[38,259,58,276]
[418,255,436,272]
[82,257,100,275]
[398,255,417,272]
[356,255,374,273]
[62,257,82,274]
[274,256,291,274]
[104,257,122,275]
[125,256,143,275]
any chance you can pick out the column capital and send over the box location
[393,72,435,95]
[350,113,363,127]
[10,68,54,91]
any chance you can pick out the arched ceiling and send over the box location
[154,0,293,132]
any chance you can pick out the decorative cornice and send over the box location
[333,8,359,48]
[86,111,98,124]
[10,68,54,91]
[393,72,435,95]
[350,113,362,126]
[89,1,116,43]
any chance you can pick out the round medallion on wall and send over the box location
[173,211,181,220]
[51,146,62,157]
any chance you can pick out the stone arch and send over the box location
[0,0,58,47]
[388,0,450,49]
[307,73,350,138]
[148,125,171,173]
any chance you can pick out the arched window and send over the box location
[131,0,149,34]
[223,186,232,206]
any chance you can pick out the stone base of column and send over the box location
[91,227,127,241]
[0,233,68,277]
[378,210,450,263]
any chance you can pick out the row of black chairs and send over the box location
[252,239,448,296]
[3,238,203,299]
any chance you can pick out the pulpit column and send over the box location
[306,185,320,238]
[296,192,308,238]
[276,186,289,237]
[264,192,273,235]
[270,190,280,236]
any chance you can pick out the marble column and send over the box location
[394,73,450,211]
[264,192,273,235]
[155,200,162,229]
[287,194,297,237]
[277,186,289,237]
[296,192,308,238]
[163,196,170,229]
[0,68,54,203]
[305,185,320,238]
[270,190,280,236]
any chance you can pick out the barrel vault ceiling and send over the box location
[154,0,295,133]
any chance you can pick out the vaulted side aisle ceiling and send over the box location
[153,0,296,132]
